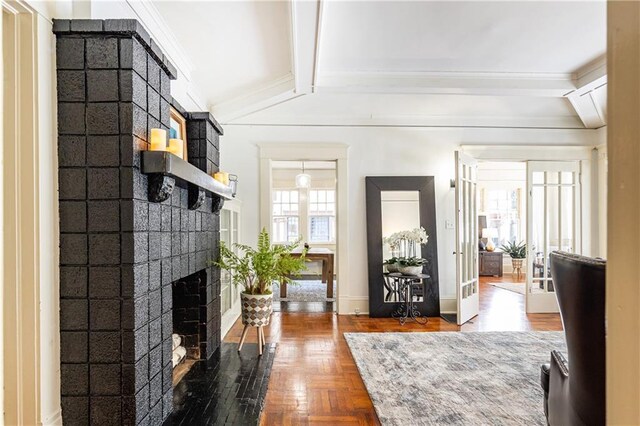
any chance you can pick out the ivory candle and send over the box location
[149,128,167,151]
[213,172,225,184]
[214,172,229,185]
[168,138,184,159]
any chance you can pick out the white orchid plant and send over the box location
[383,227,429,248]
[383,227,429,264]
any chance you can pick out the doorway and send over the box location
[269,160,337,313]
[476,162,528,325]
[454,151,584,325]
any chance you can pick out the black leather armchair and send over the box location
[541,251,606,426]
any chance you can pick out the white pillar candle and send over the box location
[149,128,167,151]
[168,138,184,159]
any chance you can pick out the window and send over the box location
[481,188,521,247]
[309,189,336,242]
[272,190,299,242]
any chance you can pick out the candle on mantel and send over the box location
[168,138,184,159]
[213,172,229,186]
[149,128,167,151]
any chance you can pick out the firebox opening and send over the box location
[172,269,207,385]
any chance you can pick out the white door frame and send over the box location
[259,143,349,314]
[2,2,43,424]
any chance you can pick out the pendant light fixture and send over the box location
[295,161,311,188]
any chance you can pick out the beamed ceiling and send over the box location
[152,0,607,129]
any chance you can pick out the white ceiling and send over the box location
[153,0,291,105]
[319,1,605,74]
[152,0,607,130]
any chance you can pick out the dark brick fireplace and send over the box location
[55,19,224,425]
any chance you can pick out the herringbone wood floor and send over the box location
[224,276,563,425]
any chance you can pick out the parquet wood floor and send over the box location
[224,276,563,425]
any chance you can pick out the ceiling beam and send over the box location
[290,0,322,94]
[210,74,299,123]
[565,55,607,129]
[315,71,577,97]
[211,0,322,123]
[231,113,584,129]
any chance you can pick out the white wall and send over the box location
[220,125,601,314]
[222,125,463,313]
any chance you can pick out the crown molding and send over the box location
[125,0,194,81]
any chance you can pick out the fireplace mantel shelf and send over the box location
[141,151,234,200]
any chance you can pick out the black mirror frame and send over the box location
[365,176,441,318]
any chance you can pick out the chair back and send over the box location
[549,251,606,424]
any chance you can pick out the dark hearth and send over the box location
[172,270,207,360]
[171,343,276,426]
[54,19,224,425]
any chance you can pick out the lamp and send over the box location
[295,161,311,188]
[482,228,498,252]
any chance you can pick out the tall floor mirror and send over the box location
[365,176,440,318]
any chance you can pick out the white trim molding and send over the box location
[212,73,297,123]
[258,143,349,314]
[2,2,44,424]
[315,71,577,97]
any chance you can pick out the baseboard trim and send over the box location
[338,296,368,315]
[337,296,457,316]
[42,409,63,426]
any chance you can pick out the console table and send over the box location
[479,251,503,277]
[383,273,431,325]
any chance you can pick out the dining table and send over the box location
[280,248,335,298]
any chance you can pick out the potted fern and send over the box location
[500,240,527,271]
[214,228,307,330]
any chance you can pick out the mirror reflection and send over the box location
[380,191,427,303]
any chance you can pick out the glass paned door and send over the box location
[220,209,232,315]
[455,151,479,325]
[220,200,242,337]
[526,161,581,313]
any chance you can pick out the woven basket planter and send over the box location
[511,258,525,269]
[241,293,273,327]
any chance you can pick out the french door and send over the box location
[455,151,479,325]
[526,161,581,313]
[220,199,242,337]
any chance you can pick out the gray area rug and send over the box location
[344,331,566,425]
[488,282,526,295]
[272,280,336,302]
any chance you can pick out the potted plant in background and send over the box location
[398,257,427,276]
[384,257,401,273]
[383,227,430,274]
[500,240,527,280]
[215,228,307,354]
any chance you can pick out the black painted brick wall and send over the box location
[55,19,223,426]
[186,112,222,175]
